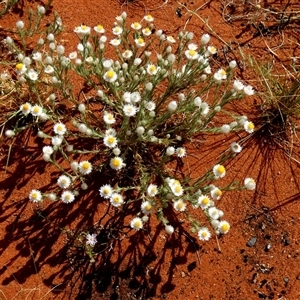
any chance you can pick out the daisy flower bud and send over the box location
[79,161,93,175]
[136,126,145,136]
[16,20,24,29]
[218,220,230,234]
[233,80,244,92]
[81,183,88,190]
[48,193,57,201]
[201,33,210,45]
[78,123,87,133]
[198,227,211,241]
[208,207,221,220]
[220,124,231,134]
[168,101,178,112]
[145,82,153,91]
[244,178,256,190]
[29,189,43,202]
[229,60,237,69]
[78,104,86,113]
[5,130,15,138]
[110,193,124,207]
[70,161,79,171]
[99,184,113,199]
[42,154,51,161]
[243,85,255,96]
[130,217,143,230]
[51,135,63,146]
[61,190,75,203]
[165,225,174,235]
[213,164,226,178]
[166,146,175,156]
[57,175,71,189]
[141,201,154,214]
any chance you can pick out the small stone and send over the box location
[181,271,186,278]
[284,277,289,283]
[265,244,271,252]
[247,237,257,247]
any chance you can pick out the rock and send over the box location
[247,237,257,247]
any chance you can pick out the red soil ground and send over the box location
[1,0,300,299]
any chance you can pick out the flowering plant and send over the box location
[1,8,256,259]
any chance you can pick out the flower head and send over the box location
[79,160,93,175]
[135,37,145,47]
[198,227,211,241]
[244,121,255,133]
[213,164,226,178]
[103,69,117,82]
[218,220,230,234]
[103,111,116,124]
[210,187,222,200]
[231,142,242,153]
[94,24,105,34]
[99,184,113,199]
[130,217,143,230]
[244,85,255,96]
[104,135,118,148]
[31,104,43,117]
[142,27,152,36]
[110,193,124,207]
[144,14,154,22]
[110,156,125,170]
[197,195,212,209]
[147,184,158,197]
[176,147,186,158]
[61,190,75,203]
[208,207,221,220]
[112,26,123,35]
[29,189,42,203]
[109,39,121,46]
[20,102,31,115]
[185,49,199,60]
[123,104,138,117]
[122,50,133,59]
[173,199,186,212]
[57,175,71,189]
[54,123,67,135]
[141,201,154,214]
[131,22,142,30]
[74,24,91,38]
[165,225,174,235]
[147,64,159,75]
[86,233,97,246]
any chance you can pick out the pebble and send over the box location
[247,237,257,247]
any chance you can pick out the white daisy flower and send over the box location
[105,128,117,137]
[20,102,31,115]
[29,189,42,203]
[210,187,222,200]
[104,135,118,148]
[231,142,242,153]
[142,27,152,36]
[244,85,255,96]
[43,146,54,155]
[141,201,154,214]
[185,49,199,60]
[103,111,116,124]
[86,233,97,246]
[61,190,75,203]
[206,46,217,56]
[103,69,117,82]
[200,102,210,115]
[57,175,71,189]
[244,121,255,133]
[144,14,154,22]
[68,51,78,60]
[131,91,141,103]
[94,24,105,34]
[51,135,63,146]
[123,104,138,117]
[198,227,211,241]
[44,65,54,74]
[213,164,226,178]
[110,156,125,170]
[110,193,124,207]
[135,37,145,47]
[147,184,158,197]
[145,101,156,111]
[130,217,143,230]
[16,63,27,75]
[110,38,121,47]
[99,184,113,199]
[173,199,186,212]
[233,80,244,92]
[74,24,91,38]
[53,123,67,135]
[218,220,230,234]
[79,160,93,175]
[131,22,142,30]
[31,104,43,117]
[112,26,123,35]
[208,207,220,220]
[147,64,159,75]
[166,36,176,43]
[244,178,256,190]
[32,52,42,61]
[176,147,186,158]
[197,195,212,209]
[122,50,133,59]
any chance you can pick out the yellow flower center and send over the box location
[138,38,144,44]
[146,14,153,20]
[134,220,141,228]
[202,197,209,205]
[114,27,121,33]
[65,194,71,200]
[82,162,90,170]
[145,203,152,211]
[112,158,121,167]
[174,185,182,193]
[81,25,87,30]
[32,192,38,199]
[220,69,226,76]
[189,50,196,57]
[114,196,120,203]
[106,70,115,79]
[107,136,115,144]
[22,103,29,111]
[133,22,140,28]
[248,122,255,130]
[32,106,40,113]
[57,125,63,131]
[177,202,184,210]
[215,189,222,197]
[202,231,207,237]
[149,65,156,72]
[96,24,103,30]
[144,27,151,34]
[16,63,23,71]
[221,223,229,231]
[103,188,110,195]
[217,165,225,174]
